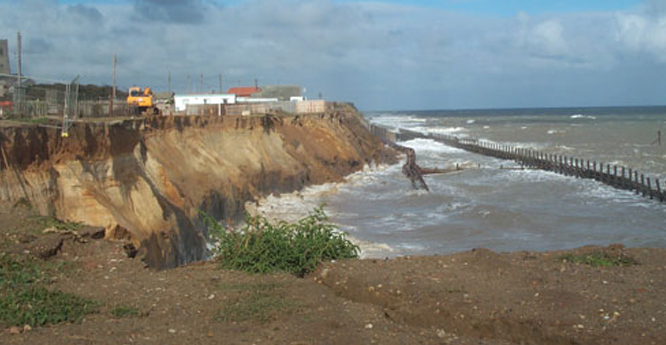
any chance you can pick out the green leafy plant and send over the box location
[559,251,638,267]
[204,206,359,277]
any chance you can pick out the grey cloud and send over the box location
[133,0,210,24]
[67,4,104,22]
[25,37,52,54]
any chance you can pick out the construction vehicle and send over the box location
[127,86,159,115]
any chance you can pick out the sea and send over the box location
[257,106,666,258]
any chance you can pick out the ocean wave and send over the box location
[368,115,427,129]
[467,119,476,124]
[547,129,566,135]
[407,126,469,137]
[398,138,465,154]
[570,114,597,120]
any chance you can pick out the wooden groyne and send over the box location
[369,124,665,203]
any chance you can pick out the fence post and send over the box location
[647,177,653,199]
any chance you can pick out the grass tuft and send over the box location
[29,215,83,232]
[216,282,297,324]
[0,254,99,327]
[204,206,359,277]
[111,305,140,318]
[559,251,638,267]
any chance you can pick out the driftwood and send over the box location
[388,143,432,191]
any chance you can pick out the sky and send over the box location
[1,0,665,110]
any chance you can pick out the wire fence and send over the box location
[0,73,137,120]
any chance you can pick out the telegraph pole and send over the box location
[200,73,203,93]
[110,53,117,117]
[168,71,171,94]
[16,31,22,115]
[112,54,117,100]
[218,74,222,94]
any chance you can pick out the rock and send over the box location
[23,325,31,332]
[365,323,373,329]
[9,326,21,335]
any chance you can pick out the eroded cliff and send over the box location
[0,107,392,268]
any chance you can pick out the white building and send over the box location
[236,97,279,103]
[174,94,236,112]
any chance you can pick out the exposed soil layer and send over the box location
[2,206,664,345]
[0,107,394,268]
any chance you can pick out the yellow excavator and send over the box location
[127,86,159,115]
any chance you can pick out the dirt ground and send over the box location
[1,205,665,345]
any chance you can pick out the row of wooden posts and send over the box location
[370,125,665,203]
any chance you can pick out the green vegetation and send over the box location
[29,215,83,232]
[216,282,297,324]
[0,254,99,327]
[111,305,140,318]
[204,207,359,277]
[559,251,638,267]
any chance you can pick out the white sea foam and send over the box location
[398,138,465,154]
[547,129,566,135]
[467,119,476,124]
[368,115,427,129]
[571,114,597,120]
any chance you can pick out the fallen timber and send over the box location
[369,124,665,203]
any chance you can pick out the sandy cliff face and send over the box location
[0,109,392,268]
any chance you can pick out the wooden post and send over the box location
[613,166,618,186]
[641,174,646,196]
[647,177,653,199]
[656,179,663,202]
[634,171,639,194]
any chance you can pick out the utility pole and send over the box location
[187,74,191,94]
[110,53,117,117]
[112,54,117,100]
[16,31,22,115]
[218,74,222,94]
[168,71,171,94]
[200,73,203,93]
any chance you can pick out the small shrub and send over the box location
[204,206,359,277]
[559,251,638,267]
[111,306,140,318]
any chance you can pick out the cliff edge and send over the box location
[0,106,393,268]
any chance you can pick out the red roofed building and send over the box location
[227,86,261,97]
